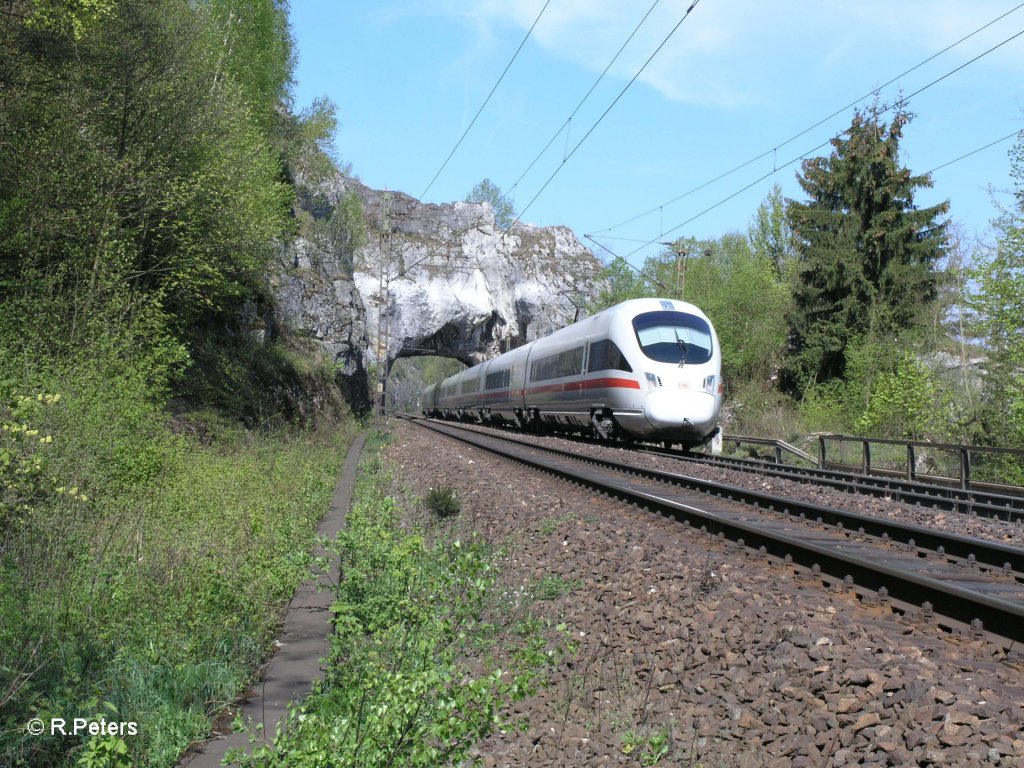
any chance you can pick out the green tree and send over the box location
[856,352,946,439]
[681,234,789,388]
[783,102,948,392]
[588,256,658,311]
[197,0,294,131]
[312,191,366,276]
[465,178,516,229]
[748,183,795,279]
[281,96,343,185]
[969,132,1024,448]
[25,0,115,39]
[0,0,295,354]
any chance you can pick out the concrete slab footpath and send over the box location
[178,432,367,768]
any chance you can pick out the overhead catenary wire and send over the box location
[927,129,1021,174]
[588,1,1024,238]
[394,6,1020,328]
[442,0,703,302]
[509,0,702,230]
[501,0,664,201]
[587,125,1024,293]
[419,0,552,201]
[592,23,1024,263]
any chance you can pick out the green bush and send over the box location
[857,354,949,439]
[725,380,802,439]
[797,379,854,434]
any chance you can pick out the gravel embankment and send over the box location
[453,423,1024,546]
[383,419,1024,768]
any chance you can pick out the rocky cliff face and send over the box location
[272,173,605,413]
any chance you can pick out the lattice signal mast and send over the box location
[376,190,392,421]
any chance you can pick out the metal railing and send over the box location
[721,434,815,465]
[816,433,1024,492]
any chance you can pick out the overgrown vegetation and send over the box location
[620,725,671,766]
[0,358,348,766]
[229,453,562,767]
[0,1,363,765]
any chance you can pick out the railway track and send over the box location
[655,449,1024,523]
[400,414,1024,647]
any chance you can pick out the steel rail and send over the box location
[405,416,1024,643]
[413,417,1024,573]
[664,451,1024,522]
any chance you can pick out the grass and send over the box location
[423,485,460,518]
[538,513,575,535]
[0,360,351,767]
[533,574,579,601]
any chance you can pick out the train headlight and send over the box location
[703,375,716,394]
[645,372,662,390]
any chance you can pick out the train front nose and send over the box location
[643,390,718,433]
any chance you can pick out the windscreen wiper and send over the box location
[675,330,688,368]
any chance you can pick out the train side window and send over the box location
[562,346,584,378]
[531,346,585,381]
[609,342,632,372]
[588,340,606,372]
[588,339,632,373]
[486,368,511,389]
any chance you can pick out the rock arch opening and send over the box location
[386,354,466,413]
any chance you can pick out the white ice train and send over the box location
[420,298,723,449]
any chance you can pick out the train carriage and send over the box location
[476,343,531,424]
[422,298,723,449]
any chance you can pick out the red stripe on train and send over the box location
[578,376,641,391]
[442,378,641,406]
[525,377,641,395]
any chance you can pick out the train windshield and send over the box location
[632,311,713,365]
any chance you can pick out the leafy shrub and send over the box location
[857,354,948,439]
[797,379,854,433]
[725,379,801,439]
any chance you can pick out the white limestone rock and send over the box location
[272,173,605,411]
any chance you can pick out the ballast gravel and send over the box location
[381,419,1024,768]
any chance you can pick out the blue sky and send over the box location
[289,1,1024,266]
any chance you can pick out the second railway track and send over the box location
[402,415,1024,647]
[650,450,1024,524]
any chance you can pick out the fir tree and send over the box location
[783,102,948,390]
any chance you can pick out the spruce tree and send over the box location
[783,103,948,390]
